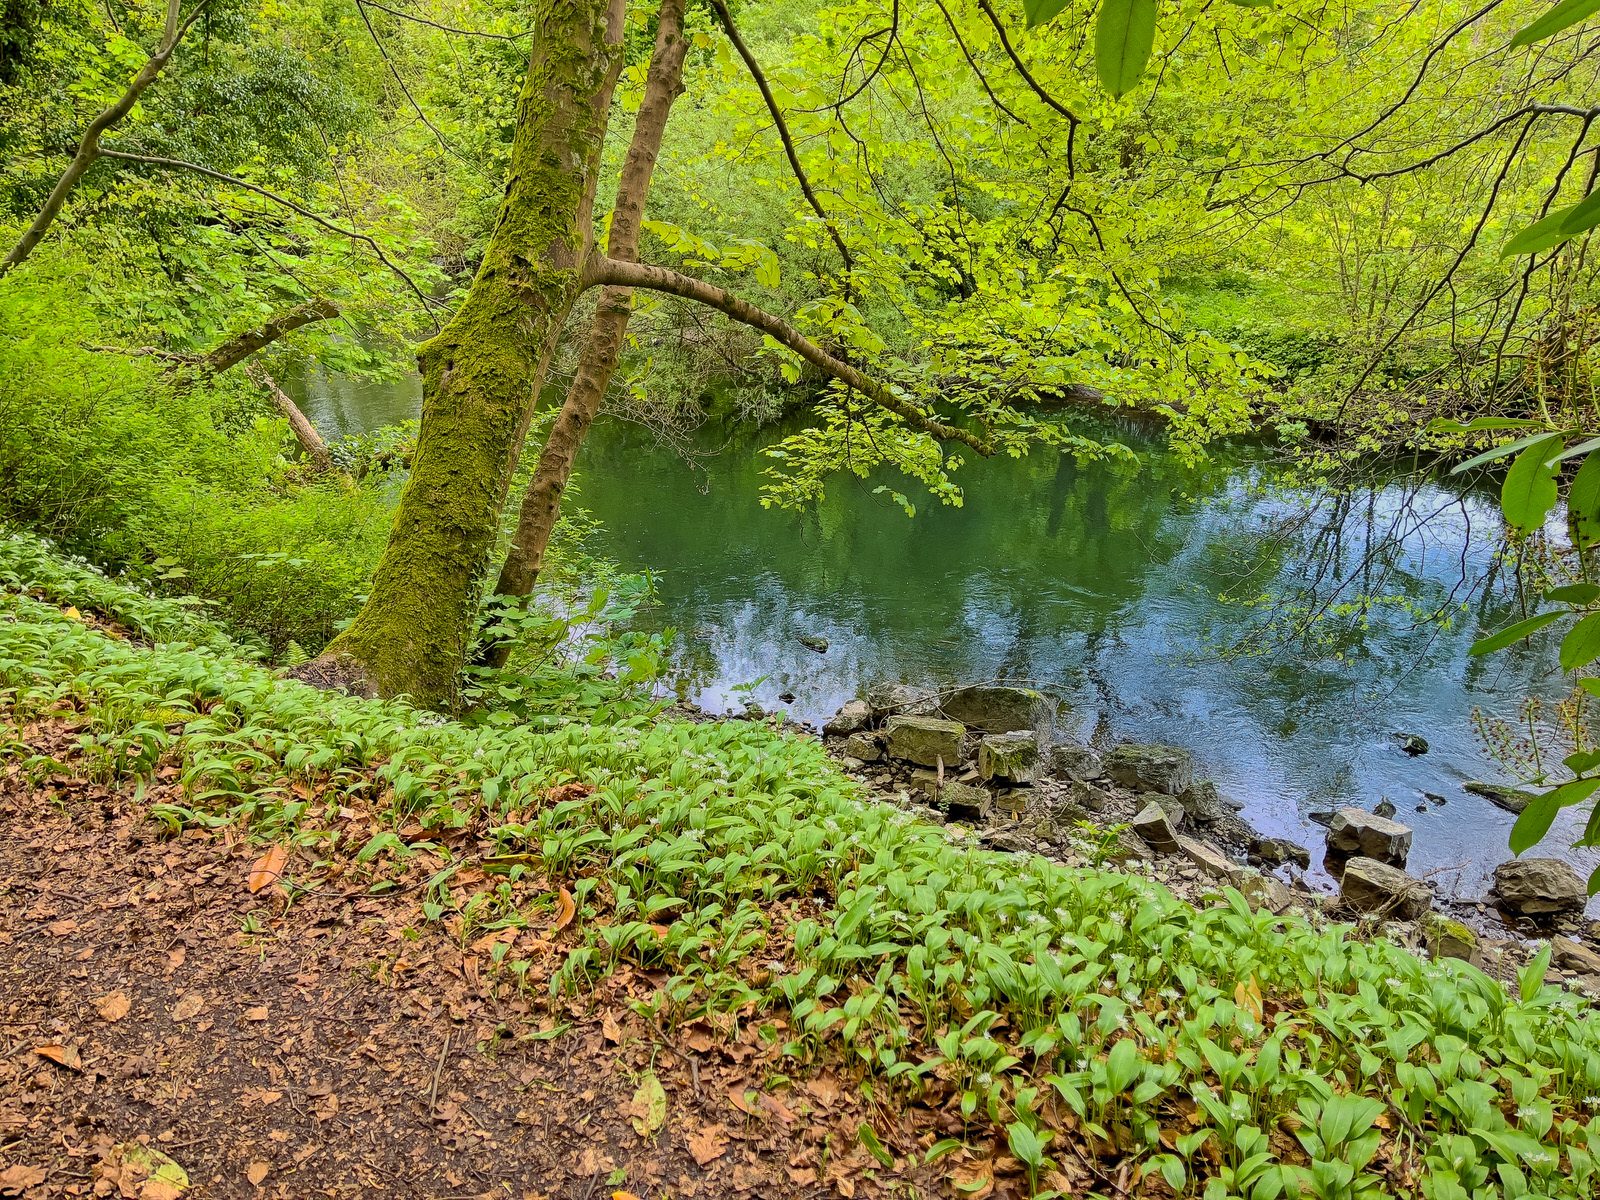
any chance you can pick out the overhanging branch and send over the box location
[588,255,991,454]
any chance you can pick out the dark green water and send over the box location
[297,376,1597,901]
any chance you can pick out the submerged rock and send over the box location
[1466,781,1537,814]
[977,732,1040,785]
[1492,858,1587,916]
[1372,799,1397,819]
[938,685,1053,734]
[822,699,872,737]
[799,635,830,654]
[884,715,964,768]
[1104,743,1194,796]
[865,682,934,720]
[1327,807,1413,867]
[1339,857,1432,920]
[1392,732,1429,756]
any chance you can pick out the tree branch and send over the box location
[587,255,991,453]
[201,297,340,373]
[354,0,528,41]
[244,363,337,472]
[96,148,440,328]
[973,0,1079,174]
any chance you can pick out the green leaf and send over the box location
[1511,795,1561,856]
[1588,862,1600,896]
[1511,0,1600,48]
[1500,436,1563,533]
[1562,612,1600,670]
[1519,942,1553,1003]
[1023,0,1073,26]
[1502,201,1586,258]
[1559,189,1600,239]
[1469,611,1562,655]
[1571,450,1600,546]
[858,1122,895,1167]
[1450,431,1563,476]
[1095,0,1158,97]
[1544,433,1600,466]
[1544,583,1600,605]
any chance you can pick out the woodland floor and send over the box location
[0,731,1002,1200]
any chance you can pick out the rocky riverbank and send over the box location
[811,683,1600,1000]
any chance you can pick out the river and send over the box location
[293,363,1597,904]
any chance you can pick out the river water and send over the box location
[295,369,1598,904]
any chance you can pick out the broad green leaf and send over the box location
[1502,201,1585,258]
[1571,450,1600,545]
[1510,778,1600,855]
[1500,436,1562,533]
[1589,862,1600,896]
[1469,611,1562,655]
[1511,0,1600,48]
[858,1122,895,1167]
[1519,942,1553,1003]
[1562,612,1600,671]
[1430,417,1548,432]
[1450,431,1563,475]
[1096,0,1158,97]
[1559,189,1600,238]
[1544,583,1600,605]
[1545,433,1600,466]
[1023,0,1073,26]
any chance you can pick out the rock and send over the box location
[1250,835,1311,870]
[1047,744,1103,782]
[1466,781,1536,814]
[1492,858,1587,916]
[799,635,829,654]
[1308,809,1336,828]
[1143,792,1186,827]
[1104,743,1194,796]
[1372,799,1397,819]
[1551,935,1600,975]
[884,715,964,768]
[982,829,1032,854]
[842,732,881,762]
[1178,781,1241,825]
[822,700,872,737]
[1424,915,1479,963]
[840,756,865,771]
[865,682,934,720]
[1392,732,1429,756]
[1327,807,1413,867]
[1339,857,1433,920]
[1131,801,1181,853]
[938,685,1053,734]
[1177,836,1242,883]
[1237,870,1293,914]
[977,733,1040,785]
[1423,791,1447,806]
[1069,780,1110,813]
[937,782,991,823]
[778,691,796,703]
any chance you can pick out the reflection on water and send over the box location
[284,364,1597,901]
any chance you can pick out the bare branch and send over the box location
[355,0,468,163]
[588,255,992,453]
[355,0,528,41]
[973,0,1079,174]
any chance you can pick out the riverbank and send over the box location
[7,535,1600,1199]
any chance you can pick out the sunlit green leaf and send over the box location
[1095,0,1158,97]
[1511,0,1600,48]
[1500,436,1563,533]
[1469,611,1562,655]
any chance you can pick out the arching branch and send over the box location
[201,297,341,373]
[587,255,992,454]
[707,0,855,285]
[0,0,212,279]
[354,0,529,41]
[95,148,441,328]
[973,0,1079,174]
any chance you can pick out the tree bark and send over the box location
[300,0,628,708]
[492,0,689,608]
[0,0,208,280]
[244,363,337,472]
[203,298,340,373]
[586,256,993,453]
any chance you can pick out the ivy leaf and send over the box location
[1500,435,1562,534]
[1469,611,1563,656]
[1511,0,1600,48]
[1095,0,1159,97]
[1023,0,1073,26]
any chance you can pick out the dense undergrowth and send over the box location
[3,531,1600,1198]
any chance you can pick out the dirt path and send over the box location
[0,762,967,1199]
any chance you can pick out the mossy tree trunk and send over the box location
[305,0,627,707]
[491,0,689,612]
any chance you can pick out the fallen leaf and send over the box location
[0,1164,46,1194]
[550,887,576,933]
[246,845,289,895]
[115,1143,189,1199]
[612,1193,643,1200]
[629,1070,667,1137]
[33,1043,81,1071]
[244,1006,268,1022]
[601,1011,623,1044]
[245,1161,270,1187]
[727,1086,761,1117]
[171,993,206,1021]
[63,606,81,620]
[805,1073,843,1107]
[686,1123,728,1166]
[97,991,132,1022]
[46,919,76,937]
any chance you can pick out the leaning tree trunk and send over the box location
[492,0,688,612]
[303,0,627,706]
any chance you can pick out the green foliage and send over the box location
[5,539,1600,1197]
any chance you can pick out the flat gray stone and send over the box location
[1177,836,1241,883]
[1131,801,1180,853]
[884,715,964,768]
[1327,807,1412,867]
[1493,858,1587,916]
[1340,856,1432,921]
[1047,744,1103,782]
[977,732,1040,785]
[1105,743,1194,796]
[841,732,881,762]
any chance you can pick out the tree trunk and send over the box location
[203,298,340,373]
[303,0,627,707]
[492,0,688,608]
[244,363,337,472]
